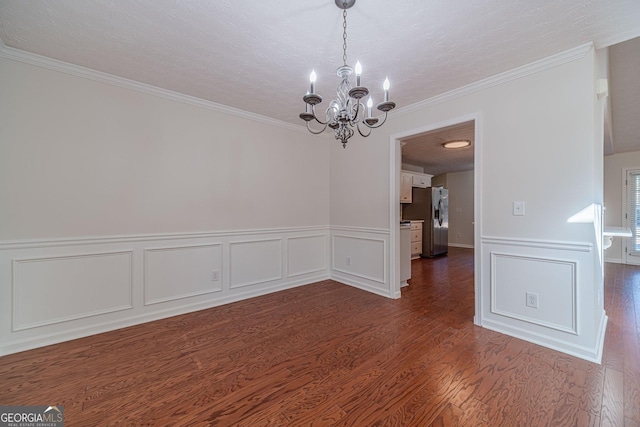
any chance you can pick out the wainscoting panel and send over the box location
[0,227,330,356]
[144,244,223,305]
[481,235,605,362]
[229,239,283,289]
[332,235,385,283]
[490,252,577,334]
[287,235,327,278]
[12,251,133,331]
[330,227,391,297]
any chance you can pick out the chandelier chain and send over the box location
[299,0,396,148]
[342,8,348,66]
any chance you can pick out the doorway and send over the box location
[389,113,482,325]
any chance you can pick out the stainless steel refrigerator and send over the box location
[403,186,449,257]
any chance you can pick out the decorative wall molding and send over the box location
[481,235,603,362]
[331,234,386,284]
[0,226,330,250]
[286,234,327,278]
[490,252,578,334]
[12,250,133,331]
[0,226,331,356]
[0,43,308,135]
[229,238,283,289]
[481,235,592,252]
[330,226,390,235]
[393,43,593,118]
[143,243,223,306]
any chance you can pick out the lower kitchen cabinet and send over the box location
[410,221,423,259]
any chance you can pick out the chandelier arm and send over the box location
[313,114,330,126]
[356,122,372,138]
[309,106,331,126]
[362,111,390,129]
[306,121,328,135]
[347,100,363,126]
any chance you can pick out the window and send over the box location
[626,169,640,262]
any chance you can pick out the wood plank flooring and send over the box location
[1,247,639,426]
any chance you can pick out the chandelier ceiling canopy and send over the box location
[299,0,396,148]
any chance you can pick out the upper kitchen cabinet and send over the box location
[400,173,413,203]
[411,173,432,188]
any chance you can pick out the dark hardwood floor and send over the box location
[1,247,639,426]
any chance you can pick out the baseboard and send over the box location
[330,271,396,299]
[448,243,474,249]
[481,316,605,363]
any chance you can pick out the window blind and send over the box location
[627,170,640,257]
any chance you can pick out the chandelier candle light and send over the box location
[299,0,396,148]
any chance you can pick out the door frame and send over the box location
[622,167,640,265]
[389,112,483,325]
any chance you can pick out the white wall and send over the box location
[329,44,608,362]
[0,42,610,362]
[0,53,331,355]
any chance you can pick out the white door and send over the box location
[625,169,640,265]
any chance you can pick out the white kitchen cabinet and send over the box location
[401,170,433,188]
[412,173,432,188]
[410,221,423,259]
[400,223,411,286]
[400,173,413,203]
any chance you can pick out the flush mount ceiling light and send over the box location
[299,0,396,148]
[443,140,471,149]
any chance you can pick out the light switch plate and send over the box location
[513,201,525,216]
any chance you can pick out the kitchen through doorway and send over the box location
[392,116,479,323]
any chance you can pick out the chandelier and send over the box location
[299,0,396,148]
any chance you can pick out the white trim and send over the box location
[0,43,308,135]
[481,314,606,363]
[481,236,593,252]
[489,252,578,335]
[392,43,593,119]
[329,226,390,235]
[1,275,325,357]
[0,226,329,250]
[330,274,392,299]
[229,238,283,289]
[143,243,223,306]
[286,234,328,278]
[12,250,134,331]
[448,243,474,249]
[331,234,387,284]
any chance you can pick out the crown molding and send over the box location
[392,43,594,118]
[0,41,309,135]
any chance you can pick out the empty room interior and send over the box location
[1,1,639,425]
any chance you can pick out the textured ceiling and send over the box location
[0,0,639,167]
[610,37,640,154]
[401,121,475,177]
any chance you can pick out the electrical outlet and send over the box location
[457,232,462,239]
[346,256,352,266]
[211,270,220,281]
[526,292,538,308]
[513,201,525,216]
